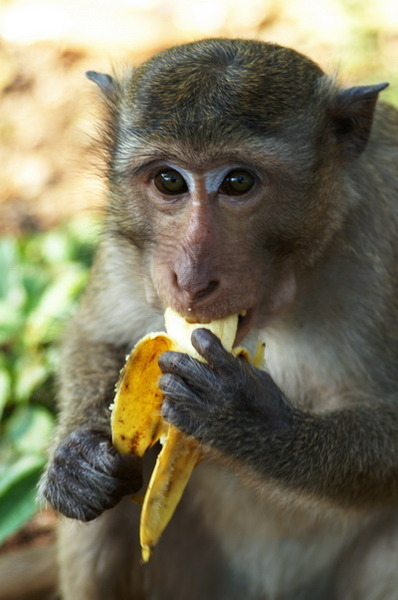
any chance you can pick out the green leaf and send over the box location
[0,300,25,345]
[13,357,49,404]
[67,218,99,265]
[0,456,44,544]
[0,238,19,299]
[0,366,11,418]
[4,405,55,455]
[0,454,44,496]
[25,266,87,347]
[20,267,49,314]
[34,230,71,265]
[0,218,99,543]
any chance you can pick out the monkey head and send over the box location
[87,39,387,344]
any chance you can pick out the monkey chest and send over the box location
[153,461,364,600]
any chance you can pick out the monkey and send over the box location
[39,38,398,600]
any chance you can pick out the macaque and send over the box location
[40,38,398,600]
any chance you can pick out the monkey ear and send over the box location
[86,71,117,103]
[331,82,389,161]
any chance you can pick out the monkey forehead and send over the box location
[126,39,324,137]
[118,135,300,177]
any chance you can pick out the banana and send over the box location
[111,308,263,562]
[139,309,239,561]
[111,333,172,457]
[163,307,238,360]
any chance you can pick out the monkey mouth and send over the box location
[235,309,254,347]
[181,307,254,346]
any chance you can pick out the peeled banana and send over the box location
[111,308,263,562]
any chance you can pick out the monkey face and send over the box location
[108,130,336,341]
[112,145,305,344]
[96,39,382,343]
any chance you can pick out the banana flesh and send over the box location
[111,308,263,562]
[163,307,238,360]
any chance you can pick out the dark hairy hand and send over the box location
[158,328,291,456]
[40,427,142,521]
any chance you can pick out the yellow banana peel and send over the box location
[140,426,202,562]
[111,308,264,562]
[111,333,172,457]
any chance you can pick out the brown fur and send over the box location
[42,39,398,599]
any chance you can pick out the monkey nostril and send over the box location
[194,280,219,301]
[173,272,220,303]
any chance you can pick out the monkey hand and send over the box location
[158,328,292,455]
[40,427,143,521]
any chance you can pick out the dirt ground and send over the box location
[1,2,397,235]
[0,40,157,235]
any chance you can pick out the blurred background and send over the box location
[0,0,397,596]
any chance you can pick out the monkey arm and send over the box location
[159,328,398,508]
[40,320,143,521]
[56,320,129,438]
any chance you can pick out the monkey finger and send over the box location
[158,350,196,374]
[161,391,205,437]
[110,454,143,490]
[159,350,218,393]
[159,373,207,408]
[191,328,236,374]
[45,467,110,521]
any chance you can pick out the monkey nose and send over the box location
[173,272,220,305]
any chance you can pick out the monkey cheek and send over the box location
[144,279,162,310]
[265,270,297,324]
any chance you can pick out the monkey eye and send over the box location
[154,169,188,196]
[219,169,255,196]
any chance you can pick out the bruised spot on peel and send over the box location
[128,432,143,454]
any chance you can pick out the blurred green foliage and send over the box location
[0,218,98,544]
